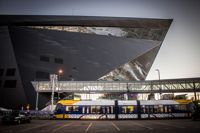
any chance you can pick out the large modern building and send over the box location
[0,15,172,109]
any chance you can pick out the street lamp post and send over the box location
[58,69,63,100]
[50,74,58,112]
[155,69,161,99]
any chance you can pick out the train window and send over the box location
[91,106,96,114]
[101,107,106,114]
[55,104,62,111]
[96,106,101,114]
[174,105,179,110]
[82,107,89,114]
[154,105,159,113]
[66,106,73,112]
[82,107,85,114]
[87,107,90,114]
[141,105,145,113]
[164,106,168,113]
[73,106,79,111]
[149,106,154,113]
[122,106,126,114]
[106,106,110,114]
[110,106,114,114]
[91,106,101,114]
[180,105,187,111]
[158,105,164,113]
[145,106,149,113]
[168,106,172,113]
[174,105,187,111]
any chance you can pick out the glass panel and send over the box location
[66,106,72,112]
[122,106,126,114]
[6,68,16,76]
[91,106,96,114]
[110,106,113,114]
[96,106,100,114]
[73,106,79,111]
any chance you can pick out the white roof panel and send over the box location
[140,100,179,105]
[74,100,115,106]
[118,100,137,105]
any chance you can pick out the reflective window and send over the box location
[168,106,172,113]
[154,105,158,113]
[55,58,63,64]
[158,105,164,113]
[149,106,154,113]
[73,106,79,111]
[4,80,17,88]
[0,68,4,76]
[174,105,187,111]
[110,106,114,114]
[122,106,126,114]
[82,106,90,114]
[66,106,73,112]
[40,56,50,62]
[36,71,49,80]
[6,68,16,76]
[91,106,100,114]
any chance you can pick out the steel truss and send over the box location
[32,78,200,94]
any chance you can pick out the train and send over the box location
[53,99,194,119]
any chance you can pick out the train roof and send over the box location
[73,100,115,106]
[140,100,179,105]
[58,100,189,106]
[118,100,137,105]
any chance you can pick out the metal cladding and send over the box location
[0,16,172,109]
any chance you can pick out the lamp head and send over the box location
[58,69,63,75]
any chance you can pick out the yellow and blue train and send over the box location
[54,99,193,119]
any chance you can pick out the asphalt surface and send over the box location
[0,119,200,133]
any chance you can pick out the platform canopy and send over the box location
[32,78,200,94]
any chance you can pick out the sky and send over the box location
[0,0,199,80]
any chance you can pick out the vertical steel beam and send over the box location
[35,92,39,111]
[193,82,197,101]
